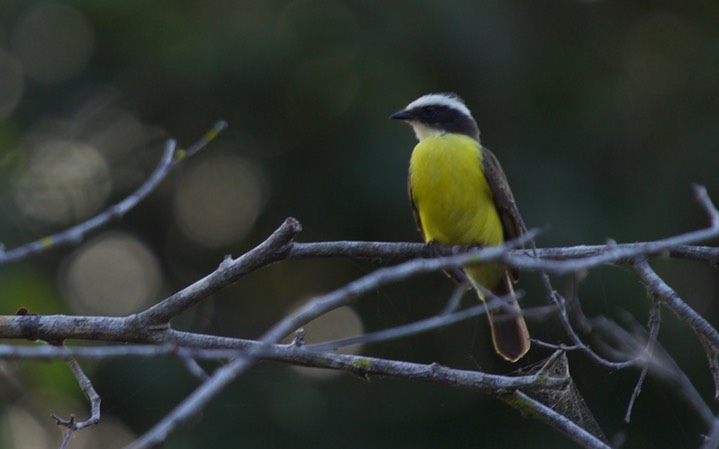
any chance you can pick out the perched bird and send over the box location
[391,93,530,362]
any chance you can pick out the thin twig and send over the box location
[183,120,228,158]
[591,316,716,428]
[501,391,611,449]
[440,284,469,315]
[135,217,303,326]
[634,257,719,396]
[699,412,719,449]
[0,120,227,266]
[0,140,173,265]
[57,424,74,449]
[52,349,101,447]
[174,349,210,382]
[308,296,556,352]
[502,185,719,275]
[624,293,661,423]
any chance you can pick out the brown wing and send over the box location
[481,146,527,281]
[407,180,425,240]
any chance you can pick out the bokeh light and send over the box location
[11,2,95,83]
[0,405,54,449]
[60,232,162,315]
[13,139,111,226]
[0,400,135,448]
[173,154,268,247]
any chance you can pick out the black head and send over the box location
[390,93,480,141]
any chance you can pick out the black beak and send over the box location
[390,109,412,121]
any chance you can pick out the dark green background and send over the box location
[0,0,718,447]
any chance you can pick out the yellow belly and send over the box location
[409,133,504,289]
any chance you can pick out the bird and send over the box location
[390,92,530,362]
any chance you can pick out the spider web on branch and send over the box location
[517,351,608,444]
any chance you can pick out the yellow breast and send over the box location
[409,133,503,247]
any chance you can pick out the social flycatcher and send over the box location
[391,93,530,362]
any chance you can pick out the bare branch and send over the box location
[591,316,716,428]
[0,343,567,394]
[0,315,137,342]
[287,187,719,273]
[290,241,719,266]
[501,391,610,449]
[123,231,540,449]
[501,186,719,275]
[175,351,210,382]
[51,347,101,447]
[634,257,719,396]
[0,180,716,449]
[0,120,227,266]
[0,139,173,266]
[135,217,303,326]
[182,120,228,158]
[624,295,661,423]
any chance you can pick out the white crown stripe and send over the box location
[405,93,472,118]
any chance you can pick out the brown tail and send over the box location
[477,271,530,362]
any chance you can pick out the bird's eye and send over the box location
[422,105,436,114]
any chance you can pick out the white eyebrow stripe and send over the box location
[405,93,472,118]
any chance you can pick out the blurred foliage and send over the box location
[0,0,718,447]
